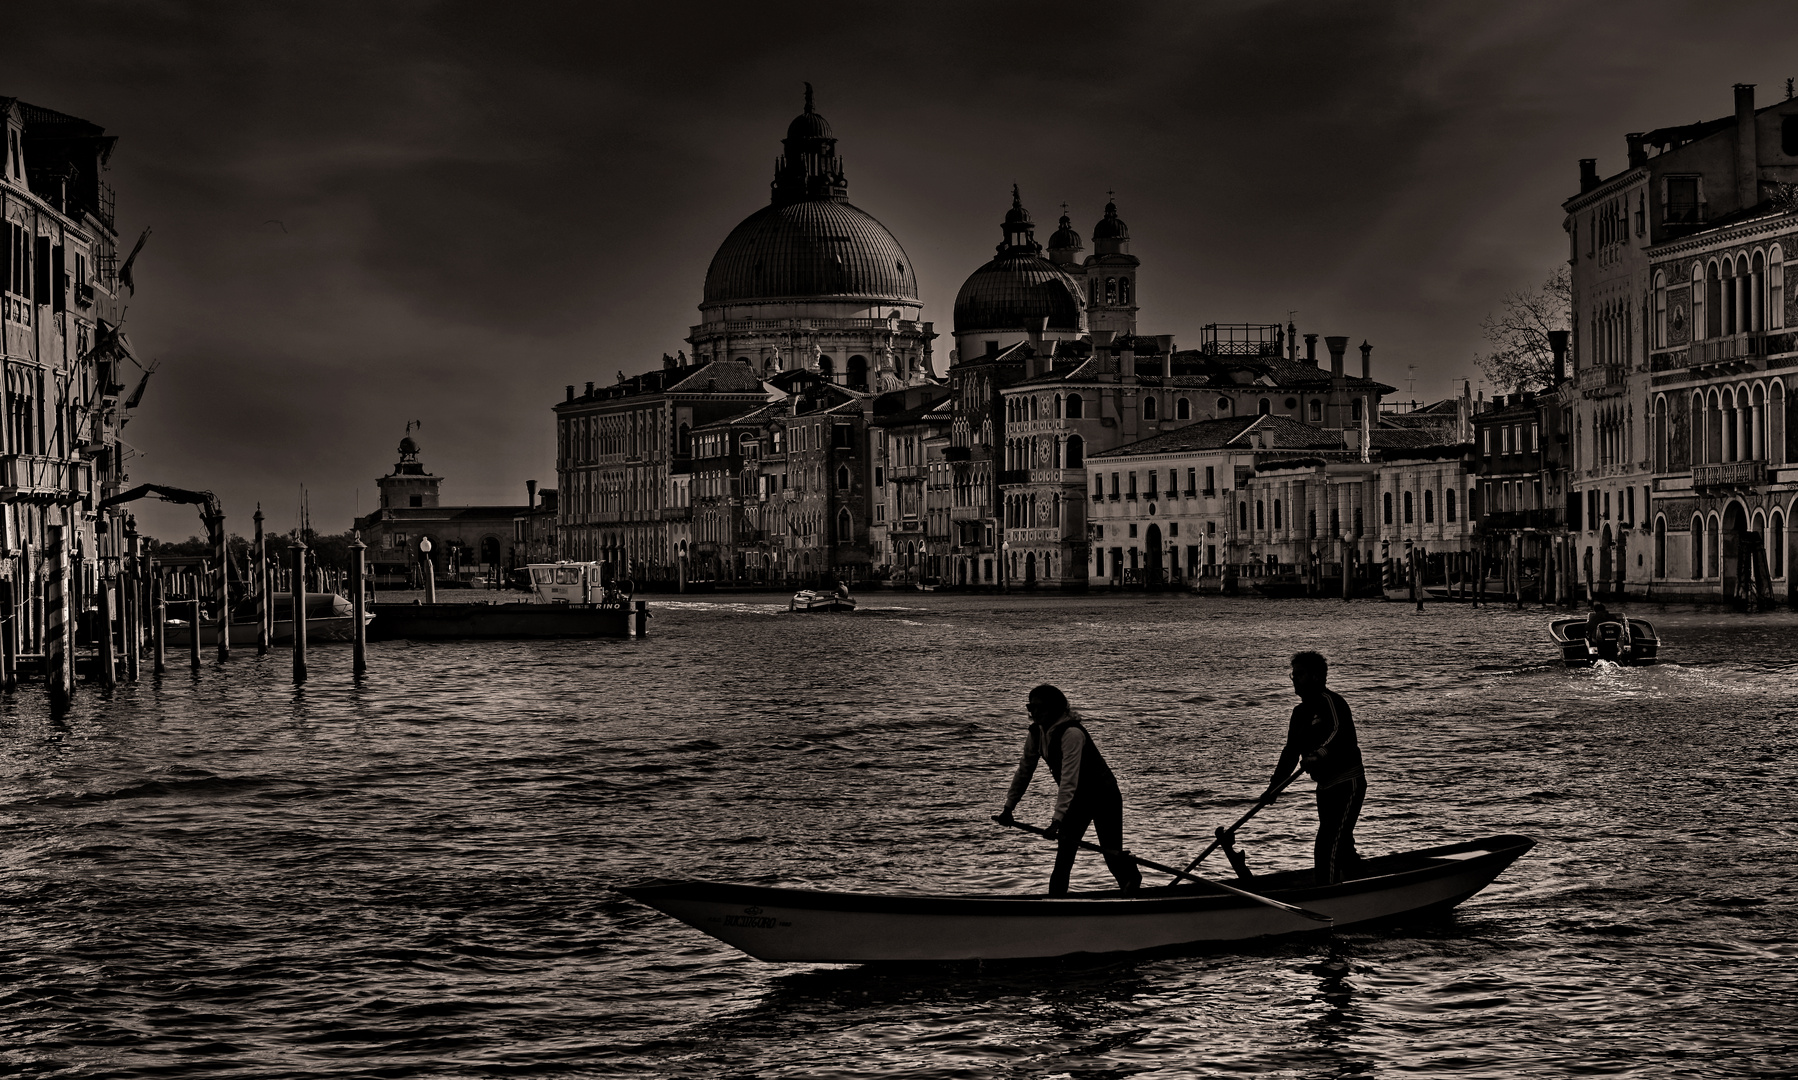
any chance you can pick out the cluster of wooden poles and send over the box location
[35,512,374,717]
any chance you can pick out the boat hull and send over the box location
[620,834,1535,963]
[790,592,855,612]
[366,602,629,640]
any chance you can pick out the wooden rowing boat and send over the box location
[619,833,1535,963]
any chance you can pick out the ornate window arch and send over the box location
[1772,244,1786,331]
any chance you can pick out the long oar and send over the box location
[998,819,1332,924]
[1170,768,1306,884]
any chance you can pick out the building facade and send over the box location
[1563,82,1798,603]
[4,97,143,656]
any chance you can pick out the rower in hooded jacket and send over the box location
[995,684,1142,896]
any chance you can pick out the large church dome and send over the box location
[953,188,1085,335]
[703,200,918,306]
[700,85,919,311]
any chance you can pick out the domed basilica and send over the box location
[687,86,938,392]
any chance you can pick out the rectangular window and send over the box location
[1626,486,1635,525]
[1482,429,1491,455]
[1128,523,1138,538]
[1666,176,1699,223]
[1110,472,1119,497]
[1187,468,1197,493]
[874,466,884,486]
[1147,471,1158,496]
[1170,522,1179,537]
[1530,423,1539,452]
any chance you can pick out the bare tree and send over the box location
[1475,266,1570,392]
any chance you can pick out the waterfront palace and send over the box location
[553,84,1798,604]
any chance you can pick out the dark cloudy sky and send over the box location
[11,1,1798,540]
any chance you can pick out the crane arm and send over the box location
[97,483,224,543]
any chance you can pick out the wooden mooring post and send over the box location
[254,507,269,655]
[291,541,308,684]
[151,566,166,675]
[46,522,71,716]
[188,599,202,672]
[97,573,117,688]
[350,535,367,675]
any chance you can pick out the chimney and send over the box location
[1359,341,1372,382]
[1548,329,1569,382]
[1579,158,1599,193]
[526,479,537,509]
[1157,334,1174,377]
[1287,317,1298,360]
[1304,333,1318,365]
[1626,133,1647,168]
[1735,83,1758,208]
[1325,336,1348,380]
[585,380,595,397]
[565,384,574,402]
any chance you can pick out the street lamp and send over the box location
[419,537,436,603]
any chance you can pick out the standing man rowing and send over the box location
[1260,651,1366,886]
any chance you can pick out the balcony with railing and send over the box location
[1693,459,1766,489]
[1478,507,1566,532]
[0,455,88,501]
[1577,364,1629,394]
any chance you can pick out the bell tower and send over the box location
[1083,196,1140,337]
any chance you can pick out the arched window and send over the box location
[1054,393,1063,418]
[1403,491,1413,524]
[1691,261,1705,342]
[1383,491,1393,525]
[1144,397,1157,420]
[1653,271,1667,348]
[1029,396,1039,420]
[1119,278,1132,305]
[1424,489,1434,523]
[1239,502,1249,530]
[1089,278,1099,304]
[1273,499,1282,529]
[1773,509,1786,577]
[847,355,868,390]
[1446,488,1457,523]
[1708,514,1721,577]
[1176,397,1190,420]
[1106,277,1118,305]
[1706,260,1723,338]
[1654,515,1666,578]
[837,508,853,543]
[1310,399,1322,421]
[1754,252,1767,332]
[819,355,836,379]
[1218,397,1233,413]
[1065,433,1084,469]
[1066,393,1084,419]
[1258,398,1271,415]
[1256,500,1265,529]
[836,466,850,489]
[1772,245,1786,331]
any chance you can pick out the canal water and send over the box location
[1,594,1793,1077]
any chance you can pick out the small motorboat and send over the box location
[790,590,855,612]
[1549,616,1660,666]
[620,833,1535,964]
